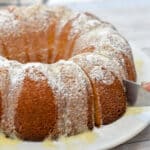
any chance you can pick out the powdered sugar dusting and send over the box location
[69,13,101,39]
[0,5,56,36]
[90,66,115,85]
[0,5,136,140]
[49,60,91,136]
[23,63,48,81]
[0,58,25,137]
[72,26,132,60]
[50,6,78,63]
[0,58,92,137]
[71,52,126,85]
[0,10,19,37]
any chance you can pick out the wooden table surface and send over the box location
[57,0,150,149]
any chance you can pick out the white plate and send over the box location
[0,46,150,150]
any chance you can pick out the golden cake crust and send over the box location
[71,53,126,124]
[0,5,136,141]
[50,61,94,136]
[15,70,58,141]
[0,92,1,123]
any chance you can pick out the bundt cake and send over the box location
[0,5,136,141]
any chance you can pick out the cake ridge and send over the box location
[0,5,136,141]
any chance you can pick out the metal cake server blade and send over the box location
[123,80,150,106]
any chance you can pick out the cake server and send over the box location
[123,80,150,106]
